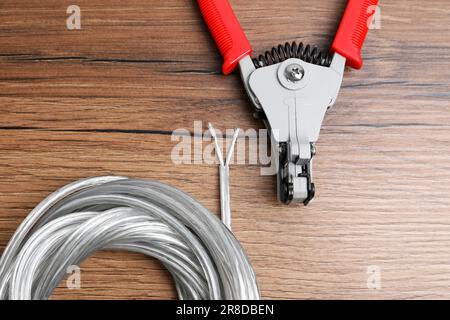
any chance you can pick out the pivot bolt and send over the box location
[284,64,305,82]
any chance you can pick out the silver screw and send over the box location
[285,63,305,82]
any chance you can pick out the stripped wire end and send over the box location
[208,123,240,231]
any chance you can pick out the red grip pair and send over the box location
[197,0,379,73]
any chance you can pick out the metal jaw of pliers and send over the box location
[197,0,379,204]
[238,54,345,204]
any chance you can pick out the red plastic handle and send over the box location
[332,0,379,69]
[197,0,252,75]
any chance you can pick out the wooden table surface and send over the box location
[1,0,450,300]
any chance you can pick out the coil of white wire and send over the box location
[0,176,260,300]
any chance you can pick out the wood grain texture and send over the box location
[1,0,450,300]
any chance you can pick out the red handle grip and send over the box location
[332,0,379,69]
[197,0,252,75]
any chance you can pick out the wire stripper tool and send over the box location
[197,0,379,204]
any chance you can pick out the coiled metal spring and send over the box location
[253,41,332,68]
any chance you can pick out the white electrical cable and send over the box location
[208,123,240,230]
[0,176,260,300]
